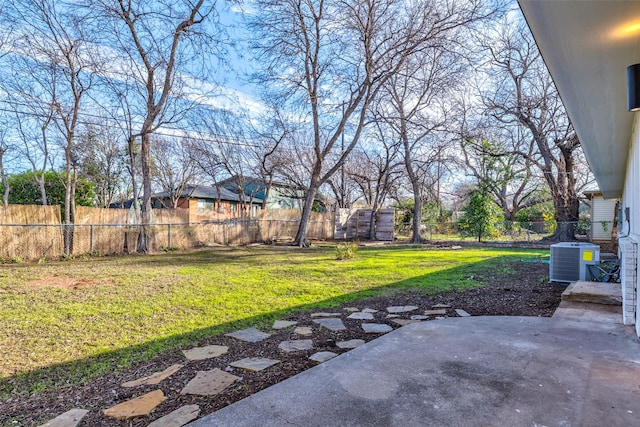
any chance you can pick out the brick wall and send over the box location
[618,237,637,326]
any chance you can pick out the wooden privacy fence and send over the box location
[0,205,334,260]
[0,205,64,260]
[334,208,395,241]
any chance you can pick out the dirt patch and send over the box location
[26,276,108,290]
[2,261,562,426]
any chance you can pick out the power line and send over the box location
[0,101,261,148]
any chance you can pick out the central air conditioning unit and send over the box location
[550,242,600,283]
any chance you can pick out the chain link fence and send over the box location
[0,208,616,261]
[395,220,613,244]
[0,218,334,261]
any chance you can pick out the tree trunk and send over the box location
[0,152,8,208]
[126,136,140,253]
[403,143,423,243]
[263,176,273,210]
[368,205,378,240]
[551,191,579,241]
[63,155,73,256]
[294,182,320,247]
[412,193,423,243]
[545,147,579,241]
[137,133,152,254]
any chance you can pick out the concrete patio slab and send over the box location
[188,316,640,427]
[562,281,622,305]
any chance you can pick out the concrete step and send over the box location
[552,301,623,324]
[555,281,623,324]
[561,281,622,306]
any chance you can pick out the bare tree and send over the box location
[252,0,489,246]
[151,136,199,209]
[2,73,55,207]
[481,21,584,240]
[376,45,462,243]
[94,0,220,253]
[0,4,11,209]
[251,108,289,210]
[189,107,264,216]
[0,125,11,208]
[187,137,224,209]
[96,80,144,215]
[325,151,363,209]
[3,0,100,253]
[76,124,128,208]
[346,123,404,238]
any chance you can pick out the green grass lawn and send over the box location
[0,245,546,397]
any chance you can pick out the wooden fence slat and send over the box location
[0,205,336,260]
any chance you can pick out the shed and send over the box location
[584,191,618,242]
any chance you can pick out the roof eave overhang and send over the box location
[518,0,640,199]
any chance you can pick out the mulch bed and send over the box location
[1,260,563,426]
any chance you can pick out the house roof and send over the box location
[218,175,303,191]
[518,0,640,199]
[583,190,604,200]
[154,185,264,203]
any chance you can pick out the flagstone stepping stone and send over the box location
[294,326,313,336]
[230,357,281,372]
[455,309,471,317]
[347,312,374,320]
[386,305,418,314]
[344,307,360,312]
[336,339,365,349]
[311,312,342,318]
[148,404,200,427]
[386,314,400,319]
[279,339,313,352]
[309,351,338,363]
[122,364,184,387]
[103,390,166,420]
[181,369,240,396]
[313,318,347,331]
[272,320,297,329]
[183,345,229,361]
[362,308,378,313]
[410,315,429,320]
[433,303,451,309]
[424,309,447,316]
[38,408,89,427]
[225,327,271,343]
[362,323,393,333]
[391,319,420,326]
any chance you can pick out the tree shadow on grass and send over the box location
[0,253,539,400]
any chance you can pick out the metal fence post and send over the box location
[168,223,172,249]
[90,225,94,254]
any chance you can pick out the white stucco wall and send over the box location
[620,114,640,334]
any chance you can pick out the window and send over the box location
[197,199,215,216]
